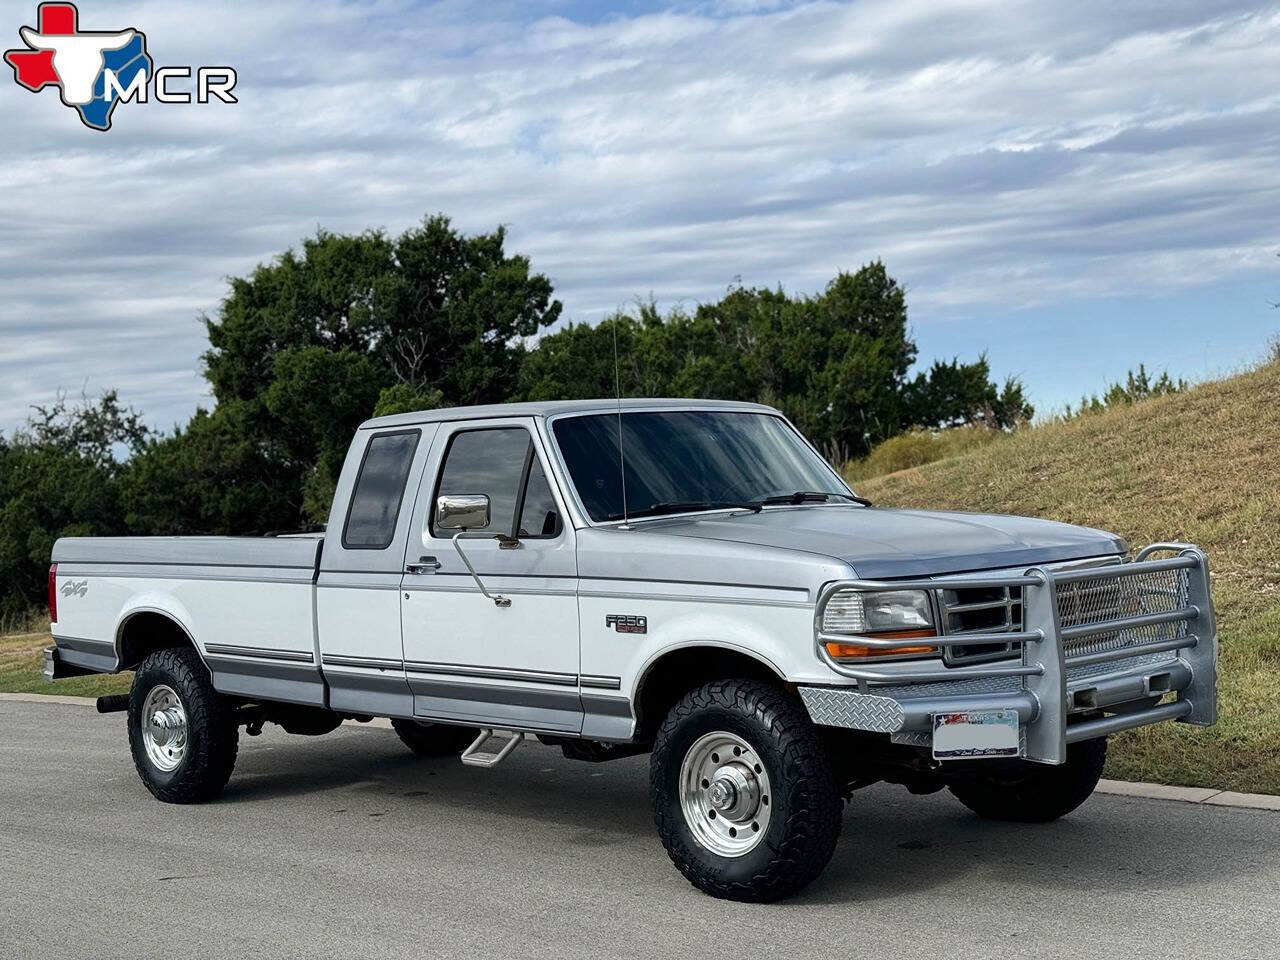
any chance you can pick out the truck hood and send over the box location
[636,506,1125,579]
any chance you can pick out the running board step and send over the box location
[460,728,524,768]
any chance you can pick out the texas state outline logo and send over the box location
[5,2,237,132]
[5,2,150,130]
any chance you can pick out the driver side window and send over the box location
[430,427,562,539]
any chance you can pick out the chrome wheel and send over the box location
[678,731,771,857]
[141,684,188,773]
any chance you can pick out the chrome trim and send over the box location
[322,654,404,670]
[403,661,580,687]
[140,684,188,772]
[320,656,621,692]
[204,643,314,664]
[579,674,623,690]
[450,532,511,607]
[436,493,491,531]
[579,589,811,609]
[51,569,315,585]
[402,579,578,598]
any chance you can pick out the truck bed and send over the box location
[50,535,325,704]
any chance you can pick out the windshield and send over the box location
[551,411,851,523]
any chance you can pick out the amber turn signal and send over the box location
[824,629,939,660]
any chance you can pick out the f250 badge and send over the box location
[605,614,647,635]
[61,579,88,598]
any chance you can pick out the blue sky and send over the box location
[1,0,1277,432]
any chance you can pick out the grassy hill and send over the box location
[853,359,1280,794]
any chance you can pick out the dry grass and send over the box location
[854,360,1280,794]
[844,425,1009,483]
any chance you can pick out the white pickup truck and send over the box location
[46,399,1218,901]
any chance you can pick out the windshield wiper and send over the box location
[759,490,873,507]
[606,500,764,522]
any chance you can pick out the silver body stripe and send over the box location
[319,654,622,692]
[404,661,580,686]
[579,674,623,690]
[205,643,314,664]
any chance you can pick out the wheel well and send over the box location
[117,612,197,671]
[634,646,785,742]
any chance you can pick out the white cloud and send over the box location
[0,0,1277,429]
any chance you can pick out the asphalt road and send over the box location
[2,700,1278,960]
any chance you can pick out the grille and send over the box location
[1055,565,1191,659]
[937,584,1023,665]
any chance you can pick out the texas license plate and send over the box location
[932,709,1020,760]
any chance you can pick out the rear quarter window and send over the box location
[342,431,421,549]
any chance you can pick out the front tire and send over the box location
[949,736,1107,823]
[650,679,842,902]
[128,647,239,804]
[391,718,478,757]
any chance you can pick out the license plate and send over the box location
[932,709,1020,760]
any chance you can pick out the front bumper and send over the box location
[800,544,1217,764]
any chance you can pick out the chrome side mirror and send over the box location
[436,494,490,530]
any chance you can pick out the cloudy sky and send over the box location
[2,0,1277,433]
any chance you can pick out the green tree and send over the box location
[902,355,1034,430]
[1067,364,1188,417]
[0,393,143,619]
[519,262,1001,461]
[195,214,562,524]
[121,407,303,535]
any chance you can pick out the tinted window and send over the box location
[552,411,847,523]
[343,431,420,549]
[433,428,530,537]
[518,459,560,537]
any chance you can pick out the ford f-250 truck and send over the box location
[45,399,1218,901]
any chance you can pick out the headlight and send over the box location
[821,589,934,634]
[820,588,939,661]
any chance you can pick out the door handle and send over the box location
[405,556,442,574]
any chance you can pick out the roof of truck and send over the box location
[360,397,780,430]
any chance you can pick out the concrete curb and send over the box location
[0,691,105,707]
[4,691,1277,810]
[1097,779,1280,810]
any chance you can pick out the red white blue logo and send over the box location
[6,2,237,132]
[5,3,151,131]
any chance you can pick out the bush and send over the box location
[1063,364,1188,418]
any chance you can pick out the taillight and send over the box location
[48,563,58,624]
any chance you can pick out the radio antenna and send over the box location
[612,318,630,529]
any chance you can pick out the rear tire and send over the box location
[949,737,1107,823]
[128,647,238,804]
[650,679,842,902]
[391,718,478,757]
